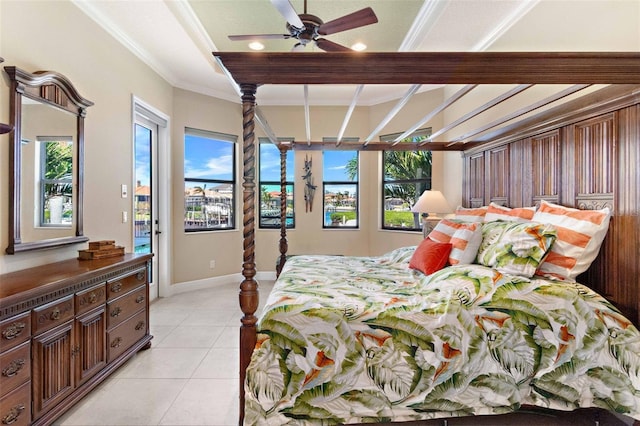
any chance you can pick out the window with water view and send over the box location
[184,128,236,232]
[259,140,295,228]
[323,150,358,228]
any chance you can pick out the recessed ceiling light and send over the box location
[248,42,265,51]
[351,42,367,52]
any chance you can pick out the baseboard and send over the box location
[166,270,277,296]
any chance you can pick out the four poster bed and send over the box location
[212,52,640,425]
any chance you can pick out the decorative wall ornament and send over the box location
[302,154,316,212]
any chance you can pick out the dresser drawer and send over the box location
[0,381,30,426]
[107,286,146,330]
[0,312,31,353]
[76,283,107,316]
[32,296,74,336]
[0,341,30,398]
[107,269,146,300]
[107,310,147,363]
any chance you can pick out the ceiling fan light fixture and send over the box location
[230,1,378,53]
[249,41,265,51]
[351,42,367,51]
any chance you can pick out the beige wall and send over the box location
[0,0,456,284]
[171,88,244,283]
[4,0,637,286]
[0,1,173,273]
[2,0,636,285]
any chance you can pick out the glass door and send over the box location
[134,119,159,299]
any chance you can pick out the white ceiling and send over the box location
[72,0,639,106]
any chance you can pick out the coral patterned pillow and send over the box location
[532,200,611,281]
[484,202,536,223]
[477,221,557,278]
[409,239,453,275]
[454,206,488,223]
[428,219,483,265]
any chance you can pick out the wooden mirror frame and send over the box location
[5,66,93,254]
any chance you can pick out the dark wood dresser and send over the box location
[0,254,153,426]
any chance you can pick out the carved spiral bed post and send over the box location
[276,146,289,277]
[238,82,258,425]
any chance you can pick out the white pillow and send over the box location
[428,219,483,265]
[454,206,487,223]
[532,200,611,281]
[484,202,536,223]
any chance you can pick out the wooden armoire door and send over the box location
[31,321,75,420]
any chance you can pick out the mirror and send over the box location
[5,66,93,254]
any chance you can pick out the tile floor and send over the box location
[55,280,274,426]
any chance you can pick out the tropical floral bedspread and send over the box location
[244,247,640,425]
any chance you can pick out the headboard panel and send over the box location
[463,90,640,327]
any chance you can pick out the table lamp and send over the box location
[411,190,451,236]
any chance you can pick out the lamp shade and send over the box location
[411,190,451,214]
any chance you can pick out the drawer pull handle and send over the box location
[50,308,61,320]
[110,337,122,348]
[136,295,145,304]
[1,404,25,425]
[110,307,122,317]
[88,292,98,303]
[1,322,26,340]
[136,271,145,281]
[111,282,123,293]
[1,359,25,377]
[135,321,145,331]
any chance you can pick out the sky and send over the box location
[184,134,234,181]
[323,151,357,182]
[151,133,358,190]
[135,124,151,188]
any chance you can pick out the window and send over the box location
[39,137,74,226]
[184,127,236,231]
[323,150,358,228]
[381,129,432,231]
[258,139,295,228]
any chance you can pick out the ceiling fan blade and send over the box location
[315,38,352,52]
[270,0,304,29]
[228,34,290,41]
[317,7,378,36]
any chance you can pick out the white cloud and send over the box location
[185,154,233,178]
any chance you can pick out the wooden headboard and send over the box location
[462,85,640,327]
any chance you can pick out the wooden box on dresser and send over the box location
[0,253,153,426]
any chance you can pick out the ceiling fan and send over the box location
[228,0,378,52]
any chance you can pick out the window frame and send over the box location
[258,138,295,229]
[322,146,359,229]
[380,128,432,232]
[183,127,237,232]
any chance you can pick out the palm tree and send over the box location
[384,150,432,228]
[261,186,272,208]
[383,150,432,202]
[345,154,358,181]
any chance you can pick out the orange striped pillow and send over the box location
[484,202,536,223]
[454,206,488,223]
[533,200,611,281]
[428,219,483,265]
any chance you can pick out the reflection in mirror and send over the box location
[5,66,93,254]
[21,99,77,241]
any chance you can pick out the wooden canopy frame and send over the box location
[211,51,640,424]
